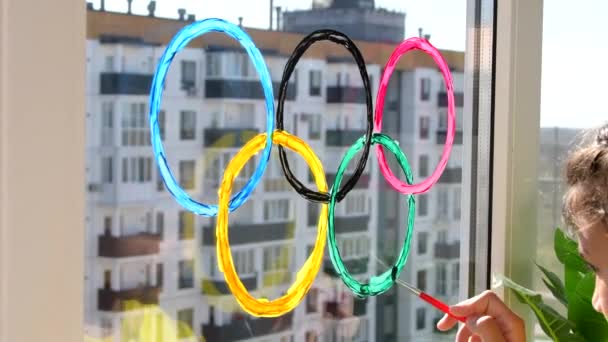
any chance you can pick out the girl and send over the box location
[436,125,608,342]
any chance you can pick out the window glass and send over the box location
[83,1,470,341]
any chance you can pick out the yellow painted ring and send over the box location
[216,130,328,317]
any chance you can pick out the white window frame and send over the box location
[0,0,544,339]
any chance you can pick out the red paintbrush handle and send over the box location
[419,292,466,323]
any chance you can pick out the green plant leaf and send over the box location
[555,229,589,274]
[498,275,586,342]
[536,262,568,307]
[567,272,608,341]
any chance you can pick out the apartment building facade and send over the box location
[84,8,464,342]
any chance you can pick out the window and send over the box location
[417,232,428,255]
[307,202,319,227]
[206,53,221,76]
[101,157,113,184]
[263,199,290,222]
[420,78,431,101]
[302,113,322,140]
[419,154,429,177]
[179,160,195,190]
[453,188,461,219]
[180,60,196,90]
[417,270,427,292]
[225,53,250,77]
[345,192,367,215]
[419,116,430,139]
[158,110,165,141]
[309,70,321,96]
[437,230,448,244]
[179,110,196,140]
[178,211,194,240]
[416,308,426,330]
[418,194,428,217]
[156,263,163,287]
[103,216,112,236]
[383,304,395,334]
[436,263,447,295]
[121,157,152,183]
[205,152,254,189]
[178,260,194,289]
[101,102,114,146]
[306,288,319,313]
[452,263,459,295]
[305,331,318,342]
[263,245,291,271]
[437,188,449,220]
[177,308,194,338]
[121,103,149,146]
[104,55,114,72]
[234,249,255,275]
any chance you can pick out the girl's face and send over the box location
[576,220,608,316]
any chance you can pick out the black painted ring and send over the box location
[276,29,373,203]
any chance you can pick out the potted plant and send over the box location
[496,229,608,341]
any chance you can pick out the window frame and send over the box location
[0,0,545,340]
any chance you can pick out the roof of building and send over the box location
[87,9,464,72]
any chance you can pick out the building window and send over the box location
[420,78,431,101]
[121,157,152,183]
[179,110,196,140]
[104,55,114,72]
[302,113,322,140]
[101,157,113,184]
[158,110,165,141]
[345,192,367,215]
[419,116,430,139]
[155,212,164,237]
[416,307,426,330]
[263,199,290,222]
[205,152,254,189]
[178,260,194,289]
[180,60,196,90]
[263,245,292,274]
[306,288,319,313]
[307,202,319,227]
[437,188,449,220]
[417,232,428,255]
[121,103,149,146]
[101,102,114,146]
[436,263,447,295]
[417,270,427,292]
[156,263,163,287]
[103,216,112,236]
[418,194,428,217]
[305,331,318,342]
[179,160,195,190]
[234,249,255,275]
[419,154,429,177]
[383,304,395,334]
[452,263,460,295]
[206,53,221,77]
[453,187,461,219]
[178,211,194,240]
[309,70,321,96]
[177,308,194,338]
[437,230,448,243]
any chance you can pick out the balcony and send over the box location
[333,215,370,233]
[438,168,462,184]
[201,274,257,296]
[97,286,161,311]
[203,128,257,148]
[326,86,366,104]
[100,72,153,95]
[436,130,463,145]
[202,312,293,342]
[324,299,367,319]
[202,221,295,246]
[98,232,161,258]
[205,79,296,100]
[323,257,369,277]
[325,130,366,147]
[437,91,464,107]
[434,242,460,259]
[327,173,370,189]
